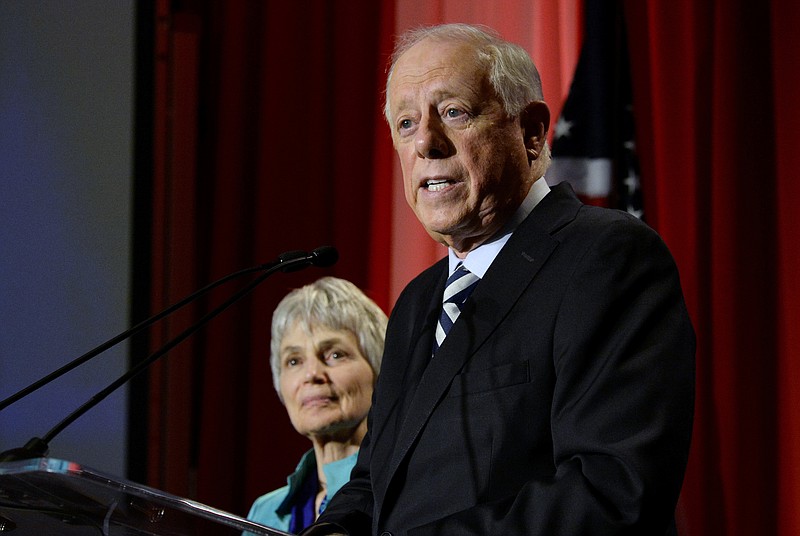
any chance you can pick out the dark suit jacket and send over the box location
[313,182,695,535]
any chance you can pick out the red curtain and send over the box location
[773,2,800,531]
[626,1,800,534]
[148,0,397,512]
[146,0,800,533]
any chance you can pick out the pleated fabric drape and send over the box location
[144,1,800,533]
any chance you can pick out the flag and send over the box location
[547,0,643,219]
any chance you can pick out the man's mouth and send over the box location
[425,178,453,192]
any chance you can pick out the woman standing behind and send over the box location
[247,277,387,534]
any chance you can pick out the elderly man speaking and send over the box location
[302,23,695,536]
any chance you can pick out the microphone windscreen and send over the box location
[310,246,338,267]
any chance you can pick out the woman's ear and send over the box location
[521,101,550,162]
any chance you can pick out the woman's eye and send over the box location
[285,357,299,368]
[399,118,413,130]
[326,350,347,362]
[446,107,464,118]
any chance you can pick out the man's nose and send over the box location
[415,116,450,158]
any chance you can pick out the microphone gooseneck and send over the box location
[0,264,271,413]
[0,246,338,462]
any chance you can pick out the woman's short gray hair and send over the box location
[270,277,388,398]
[384,23,544,124]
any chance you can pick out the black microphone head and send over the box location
[310,246,338,268]
[278,250,312,273]
[277,250,308,263]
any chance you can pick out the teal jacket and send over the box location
[246,449,358,533]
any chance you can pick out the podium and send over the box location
[0,457,289,535]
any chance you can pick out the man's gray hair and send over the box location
[384,23,545,124]
[270,277,388,399]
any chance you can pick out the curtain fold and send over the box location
[773,4,800,533]
[145,0,800,532]
[626,1,797,534]
[149,0,395,513]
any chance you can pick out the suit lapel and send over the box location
[374,261,447,417]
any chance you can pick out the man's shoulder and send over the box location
[576,204,652,231]
[537,181,652,230]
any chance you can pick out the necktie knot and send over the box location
[433,263,479,355]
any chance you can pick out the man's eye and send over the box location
[399,118,413,130]
[446,108,464,118]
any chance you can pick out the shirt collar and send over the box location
[448,177,550,278]
[279,450,359,513]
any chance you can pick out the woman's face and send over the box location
[278,321,375,441]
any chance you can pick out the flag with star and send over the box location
[547,0,643,219]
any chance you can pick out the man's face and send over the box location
[387,38,533,255]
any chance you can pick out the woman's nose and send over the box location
[303,360,326,383]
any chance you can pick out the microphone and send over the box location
[279,245,338,272]
[0,245,338,462]
[309,245,339,267]
[0,246,336,413]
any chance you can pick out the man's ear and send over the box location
[521,101,550,161]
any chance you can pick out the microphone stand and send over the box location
[0,264,269,412]
[0,247,337,462]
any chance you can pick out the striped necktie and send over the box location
[433,263,480,355]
